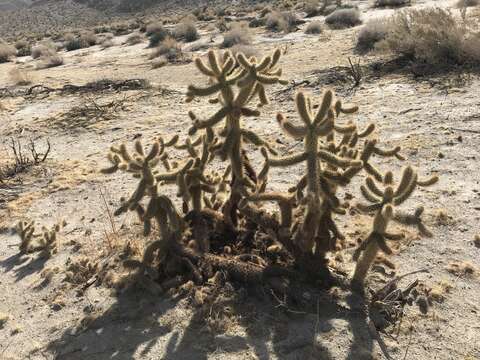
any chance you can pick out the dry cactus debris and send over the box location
[101,47,439,296]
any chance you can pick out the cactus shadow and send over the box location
[45,283,373,359]
[0,253,29,273]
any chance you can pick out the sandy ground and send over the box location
[1,1,480,359]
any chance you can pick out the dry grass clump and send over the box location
[64,31,97,51]
[374,0,411,8]
[9,67,31,86]
[126,33,144,45]
[31,42,57,59]
[355,18,388,53]
[37,51,64,69]
[0,42,16,63]
[229,44,257,59]
[100,33,115,48]
[456,0,479,7]
[325,8,362,29]
[221,22,252,48]
[80,31,98,47]
[150,37,184,62]
[265,10,299,32]
[305,20,323,34]
[174,18,199,42]
[382,8,480,66]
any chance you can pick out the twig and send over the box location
[448,128,480,134]
[368,319,393,360]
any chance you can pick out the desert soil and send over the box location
[0,1,479,359]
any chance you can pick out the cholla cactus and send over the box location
[16,219,66,257]
[101,137,191,238]
[352,167,438,288]
[264,90,363,253]
[187,49,286,224]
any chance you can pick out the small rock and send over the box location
[474,235,480,248]
[438,152,444,159]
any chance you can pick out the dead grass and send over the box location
[356,19,388,53]
[221,22,252,48]
[381,8,480,67]
[0,42,16,63]
[31,43,56,59]
[265,10,299,33]
[174,18,199,42]
[9,67,31,86]
[126,33,144,45]
[150,37,184,62]
[37,52,64,69]
[325,8,362,29]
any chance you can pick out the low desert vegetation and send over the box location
[100,33,115,48]
[373,0,411,8]
[150,37,184,62]
[173,18,199,42]
[265,10,300,32]
[221,22,252,48]
[325,8,362,29]
[64,31,97,51]
[126,33,144,45]
[147,22,169,48]
[456,0,479,7]
[31,41,57,59]
[14,39,31,57]
[305,20,323,34]
[9,67,31,86]
[382,8,480,67]
[355,18,388,53]
[0,42,16,63]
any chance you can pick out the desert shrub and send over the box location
[64,33,84,51]
[373,0,410,7]
[150,37,183,62]
[31,44,55,59]
[126,33,144,45]
[305,20,323,34]
[147,23,169,48]
[146,22,164,36]
[94,26,110,34]
[355,18,388,53]
[383,8,480,66]
[0,43,16,63]
[100,33,115,49]
[221,22,252,48]
[174,19,199,42]
[80,31,98,47]
[325,8,362,29]
[265,11,299,32]
[15,40,31,57]
[456,0,479,7]
[304,0,320,17]
[249,17,266,28]
[9,67,31,85]
[38,52,64,69]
